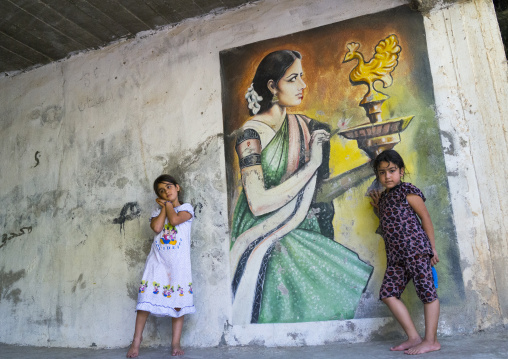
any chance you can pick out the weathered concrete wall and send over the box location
[424,0,508,328]
[0,0,506,349]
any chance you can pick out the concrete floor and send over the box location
[1,329,507,358]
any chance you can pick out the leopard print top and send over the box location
[378,182,434,263]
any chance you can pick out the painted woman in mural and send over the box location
[230,50,373,324]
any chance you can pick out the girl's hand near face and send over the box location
[369,190,381,209]
[156,198,166,208]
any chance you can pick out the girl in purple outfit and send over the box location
[369,150,440,355]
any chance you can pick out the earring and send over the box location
[271,93,279,104]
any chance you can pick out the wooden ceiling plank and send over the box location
[0,44,37,69]
[1,1,85,57]
[58,0,132,38]
[0,0,257,75]
[13,0,102,49]
[0,44,37,66]
[0,2,61,60]
[41,0,114,44]
[142,0,182,24]
[84,0,151,35]
[193,0,227,13]
[118,0,170,28]
[0,30,51,63]
[161,0,204,20]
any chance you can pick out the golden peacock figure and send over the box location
[337,34,413,159]
[343,34,401,105]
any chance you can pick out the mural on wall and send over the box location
[220,6,464,325]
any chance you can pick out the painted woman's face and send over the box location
[273,58,306,107]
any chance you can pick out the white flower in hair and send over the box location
[245,83,263,115]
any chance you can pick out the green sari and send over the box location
[231,114,372,324]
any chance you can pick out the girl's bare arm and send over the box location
[150,203,167,233]
[407,194,439,265]
[164,202,192,226]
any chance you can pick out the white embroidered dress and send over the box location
[136,203,195,317]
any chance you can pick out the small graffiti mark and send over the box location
[194,203,203,218]
[72,273,86,293]
[33,151,41,167]
[113,202,141,233]
[78,94,112,112]
[1,226,33,249]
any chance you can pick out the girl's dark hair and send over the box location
[372,150,406,177]
[153,174,181,199]
[249,50,302,115]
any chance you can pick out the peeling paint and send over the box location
[440,131,455,155]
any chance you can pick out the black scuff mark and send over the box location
[113,202,141,233]
[1,226,33,250]
[33,151,41,167]
[194,202,203,218]
[71,274,85,294]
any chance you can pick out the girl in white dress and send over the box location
[127,175,195,357]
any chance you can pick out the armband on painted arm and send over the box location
[236,128,262,169]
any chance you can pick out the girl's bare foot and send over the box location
[405,340,441,355]
[126,337,142,358]
[171,344,184,356]
[391,337,422,351]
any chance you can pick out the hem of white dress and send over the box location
[136,302,195,318]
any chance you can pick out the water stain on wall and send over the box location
[71,274,86,294]
[31,306,64,327]
[161,134,224,177]
[28,105,64,128]
[125,240,151,268]
[27,190,69,218]
[115,177,129,189]
[0,267,26,305]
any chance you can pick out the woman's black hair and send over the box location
[153,174,182,200]
[249,50,302,115]
[372,149,406,178]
